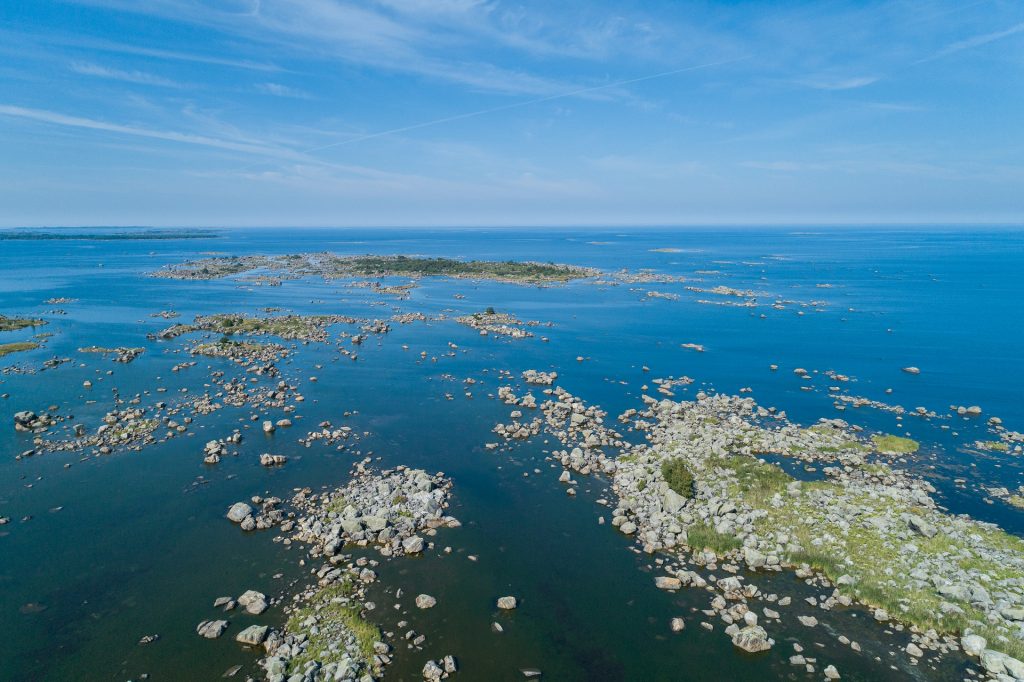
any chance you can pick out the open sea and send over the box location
[1,226,1022,681]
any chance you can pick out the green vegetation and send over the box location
[742,478,1024,659]
[156,253,596,283]
[661,458,694,497]
[340,255,589,282]
[324,494,348,515]
[686,521,742,554]
[871,434,920,454]
[712,454,793,506]
[0,341,39,357]
[285,579,380,672]
[0,315,45,332]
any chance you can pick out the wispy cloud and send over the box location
[0,104,294,158]
[801,75,879,91]
[920,20,1024,62]
[70,60,185,87]
[255,82,311,99]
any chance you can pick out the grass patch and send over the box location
[872,434,919,454]
[285,579,380,672]
[686,521,742,554]
[0,315,45,332]
[661,458,694,498]
[324,494,348,515]
[0,341,39,357]
[713,454,793,506]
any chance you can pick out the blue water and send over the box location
[0,226,1021,681]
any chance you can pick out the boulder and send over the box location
[235,624,269,646]
[731,624,772,653]
[227,502,253,523]
[197,620,228,639]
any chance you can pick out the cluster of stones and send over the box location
[256,465,459,681]
[520,369,557,386]
[190,340,290,368]
[78,346,145,363]
[203,433,242,464]
[289,464,458,559]
[455,311,535,338]
[13,409,60,433]
[227,496,289,532]
[299,422,357,450]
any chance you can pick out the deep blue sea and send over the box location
[0,226,1022,681]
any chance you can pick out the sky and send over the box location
[0,1,1022,227]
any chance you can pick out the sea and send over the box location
[0,226,1022,681]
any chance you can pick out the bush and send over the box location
[661,458,694,498]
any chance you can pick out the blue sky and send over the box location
[0,1,1022,227]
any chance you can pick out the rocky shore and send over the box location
[602,392,1024,678]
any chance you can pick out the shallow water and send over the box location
[1,226,1022,681]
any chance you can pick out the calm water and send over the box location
[1,227,1022,681]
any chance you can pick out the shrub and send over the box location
[661,458,694,498]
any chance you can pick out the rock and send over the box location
[962,634,986,657]
[619,521,637,535]
[403,535,425,554]
[415,594,437,609]
[670,618,685,632]
[363,515,388,532]
[663,489,686,514]
[742,547,766,569]
[227,502,253,523]
[981,649,1008,676]
[197,620,229,639]
[655,576,682,590]
[731,624,772,653]
[497,596,518,610]
[824,664,840,679]
[906,642,924,658]
[443,655,458,673]
[262,420,275,433]
[907,515,937,538]
[797,615,818,627]
[422,659,444,680]
[235,624,269,646]
[238,590,268,615]
[259,453,287,466]
[902,367,921,375]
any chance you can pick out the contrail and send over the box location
[234,55,745,169]
[298,56,748,156]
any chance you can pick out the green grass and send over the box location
[871,434,919,454]
[324,494,348,515]
[686,521,742,554]
[338,255,589,282]
[661,458,694,497]
[713,454,792,506]
[285,579,380,673]
[0,315,45,332]
[0,341,39,357]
